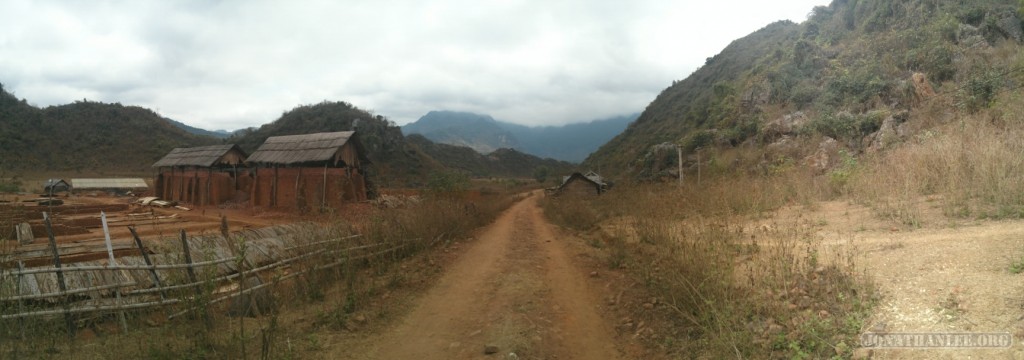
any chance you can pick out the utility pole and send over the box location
[696,147,702,186]
[677,145,683,187]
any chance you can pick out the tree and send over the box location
[425,170,470,199]
[533,165,550,183]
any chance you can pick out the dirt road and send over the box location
[338,193,622,359]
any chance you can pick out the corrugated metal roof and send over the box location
[44,178,70,187]
[72,178,149,190]
[247,131,355,165]
[152,144,247,168]
[557,172,609,195]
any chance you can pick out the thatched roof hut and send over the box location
[246,131,370,211]
[246,131,368,167]
[152,144,248,168]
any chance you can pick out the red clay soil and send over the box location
[1,193,310,266]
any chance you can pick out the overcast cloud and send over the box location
[1,0,829,130]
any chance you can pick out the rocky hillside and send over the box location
[403,110,635,163]
[0,84,218,175]
[584,0,1024,180]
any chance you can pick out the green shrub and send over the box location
[789,82,819,109]
[828,150,858,193]
[424,170,470,199]
[684,129,716,152]
[956,67,1003,113]
[807,110,885,141]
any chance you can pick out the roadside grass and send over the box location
[542,174,875,359]
[1010,255,1024,275]
[0,188,519,359]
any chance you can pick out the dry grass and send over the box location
[542,175,875,359]
[848,100,1024,222]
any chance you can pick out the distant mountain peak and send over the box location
[403,110,636,163]
[165,118,234,139]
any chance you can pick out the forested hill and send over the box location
[0,84,218,175]
[228,101,434,187]
[584,0,1024,179]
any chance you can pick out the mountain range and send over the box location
[402,110,635,163]
[0,86,574,184]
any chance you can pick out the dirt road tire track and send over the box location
[348,193,622,359]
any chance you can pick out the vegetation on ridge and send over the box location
[0,83,218,175]
[586,0,1024,181]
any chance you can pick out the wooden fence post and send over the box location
[179,229,211,328]
[43,212,75,339]
[16,261,26,341]
[101,212,128,332]
[128,226,168,301]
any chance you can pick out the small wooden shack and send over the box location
[152,144,249,206]
[246,131,369,212]
[43,178,70,194]
[554,171,608,196]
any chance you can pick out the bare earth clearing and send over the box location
[771,199,1024,359]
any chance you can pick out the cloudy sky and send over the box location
[1,0,829,130]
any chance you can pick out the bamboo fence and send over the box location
[0,211,405,338]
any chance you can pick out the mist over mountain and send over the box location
[402,111,518,155]
[501,113,637,163]
[402,110,636,163]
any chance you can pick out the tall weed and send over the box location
[849,105,1024,219]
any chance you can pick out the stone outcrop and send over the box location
[764,111,809,137]
[864,110,910,153]
[804,137,840,174]
[957,24,988,49]
[993,9,1023,43]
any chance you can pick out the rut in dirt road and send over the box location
[355,194,622,359]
